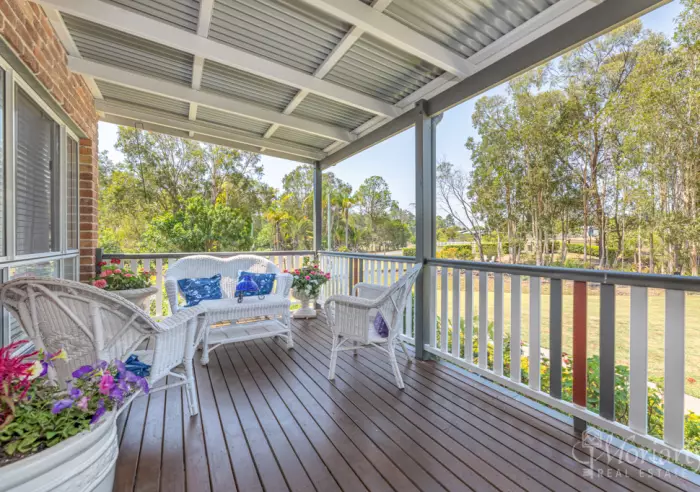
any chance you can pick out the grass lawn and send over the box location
[434,274,700,398]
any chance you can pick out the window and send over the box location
[0,69,4,258]
[67,137,79,250]
[15,88,60,256]
[8,260,58,344]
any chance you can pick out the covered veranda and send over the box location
[33,0,700,490]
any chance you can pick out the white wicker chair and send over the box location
[324,263,421,389]
[165,255,293,365]
[0,277,206,416]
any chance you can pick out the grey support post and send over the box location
[414,101,439,360]
[313,162,323,253]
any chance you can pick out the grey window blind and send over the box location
[15,89,59,256]
[67,137,79,250]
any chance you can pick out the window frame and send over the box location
[0,56,82,346]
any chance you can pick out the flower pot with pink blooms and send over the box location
[288,257,330,319]
[0,341,149,492]
[93,259,158,311]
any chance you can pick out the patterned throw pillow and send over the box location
[374,312,389,338]
[177,274,223,307]
[235,271,276,297]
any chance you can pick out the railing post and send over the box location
[414,100,438,360]
[95,247,103,274]
[313,162,323,254]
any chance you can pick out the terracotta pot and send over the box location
[1,412,118,492]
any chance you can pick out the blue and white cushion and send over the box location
[177,274,223,307]
[236,271,276,297]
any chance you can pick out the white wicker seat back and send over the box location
[165,255,281,312]
[326,263,422,344]
[0,277,161,382]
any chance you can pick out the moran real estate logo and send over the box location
[571,431,699,481]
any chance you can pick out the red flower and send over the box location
[110,258,121,264]
[283,269,288,273]
[98,261,107,267]
[689,377,697,384]
[92,279,107,289]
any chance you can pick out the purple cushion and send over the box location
[374,313,389,338]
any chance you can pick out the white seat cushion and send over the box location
[198,294,290,312]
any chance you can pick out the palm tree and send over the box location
[340,196,356,249]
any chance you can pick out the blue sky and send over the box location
[98,0,683,210]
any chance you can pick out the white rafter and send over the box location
[69,56,354,142]
[42,7,103,100]
[102,114,316,164]
[34,0,399,118]
[188,0,214,135]
[97,100,325,160]
[297,0,475,77]
[265,0,392,141]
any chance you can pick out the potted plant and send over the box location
[93,259,157,310]
[0,340,149,492]
[287,258,330,319]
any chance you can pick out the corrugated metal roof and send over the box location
[97,80,190,116]
[200,59,298,112]
[102,0,201,32]
[323,33,443,104]
[196,106,271,136]
[291,93,375,131]
[210,0,351,74]
[384,0,558,58]
[64,14,194,84]
[272,126,335,150]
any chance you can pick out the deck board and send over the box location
[114,313,700,492]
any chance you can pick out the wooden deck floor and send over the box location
[115,314,700,492]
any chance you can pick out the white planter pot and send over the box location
[291,289,317,319]
[1,412,119,492]
[113,286,158,310]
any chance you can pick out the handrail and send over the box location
[427,258,700,292]
[100,250,315,260]
[320,251,415,262]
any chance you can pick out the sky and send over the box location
[98,0,683,210]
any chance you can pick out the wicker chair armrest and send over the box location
[275,273,293,297]
[324,294,377,309]
[352,282,390,300]
[164,279,180,313]
[155,304,206,332]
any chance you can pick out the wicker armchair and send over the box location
[165,255,293,365]
[324,263,421,389]
[0,277,206,416]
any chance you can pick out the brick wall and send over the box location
[0,1,99,281]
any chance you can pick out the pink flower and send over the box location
[325,273,331,279]
[100,271,109,278]
[313,265,318,269]
[311,271,316,275]
[114,269,122,274]
[99,372,114,396]
[125,273,133,278]
[295,269,300,274]
[76,396,89,412]
[92,279,107,289]
[305,275,311,280]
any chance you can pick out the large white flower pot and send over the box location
[113,286,158,311]
[291,289,317,319]
[1,412,118,492]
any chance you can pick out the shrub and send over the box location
[402,247,416,257]
[437,245,472,260]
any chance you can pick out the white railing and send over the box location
[98,250,314,317]
[424,258,700,469]
[319,251,417,343]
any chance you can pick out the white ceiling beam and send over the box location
[97,100,325,160]
[298,0,475,77]
[469,0,601,68]
[266,0,392,141]
[43,7,103,99]
[196,0,215,38]
[34,0,399,118]
[101,114,315,164]
[69,56,352,143]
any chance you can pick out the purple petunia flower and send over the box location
[72,365,93,379]
[110,386,125,403]
[69,386,82,400]
[90,400,106,424]
[114,359,126,376]
[52,398,74,414]
[97,360,108,370]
